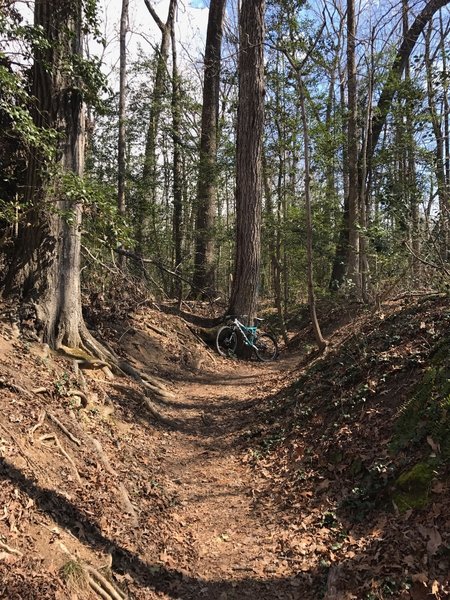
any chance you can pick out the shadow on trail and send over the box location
[0,458,325,600]
[109,384,269,454]
[105,353,283,454]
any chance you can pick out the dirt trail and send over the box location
[143,356,303,600]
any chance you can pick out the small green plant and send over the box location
[60,560,87,592]
[320,510,339,529]
[261,429,285,453]
[54,372,70,397]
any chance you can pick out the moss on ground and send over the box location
[391,337,450,456]
[389,336,450,512]
[392,460,437,513]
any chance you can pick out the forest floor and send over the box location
[0,295,449,599]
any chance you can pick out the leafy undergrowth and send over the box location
[0,302,217,600]
[245,294,450,599]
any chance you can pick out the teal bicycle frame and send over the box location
[226,316,261,349]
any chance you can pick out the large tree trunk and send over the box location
[118,0,129,220]
[171,17,183,301]
[227,0,265,323]
[191,0,227,299]
[346,0,361,293]
[138,0,177,255]
[3,0,86,349]
[330,73,350,290]
[425,21,449,260]
[263,154,288,345]
[117,0,129,268]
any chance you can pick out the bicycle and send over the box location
[215,315,278,361]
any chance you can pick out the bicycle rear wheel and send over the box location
[254,333,278,362]
[216,326,238,358]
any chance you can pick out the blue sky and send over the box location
[190,0,208,7]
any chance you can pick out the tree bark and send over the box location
[118,0,129,219]
[330,72,350,290]
[170,17,183,301]
[191,0,227,298]
[425,21,449,259]
[228,0,265,323]
[4,0,86,348]
[298,81,327,352]
[117,0,129,268]
[138,0,177,254]
[346,0,361,292]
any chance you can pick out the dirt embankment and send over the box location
[0,296,449,600]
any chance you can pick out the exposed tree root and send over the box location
[35,325,175,426]
[29,410,46,438]
[0,421,42,473]
[60,544,126,600]
[90,438,138,525]
[0,539,23,556]
[91,438,118,476]
[117,483,138,526]
[89,577,112,600]
[29,410,82,446]
[79,326,176,423]
[145,323,168,337]
[47,412,82,445]
[67,388,89,408]
[143,397,177,427]
[39,433,82,484]
[85,565,126,600]
[0,377,33,398]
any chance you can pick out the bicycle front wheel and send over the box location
[254,333,278,362]
[216,326,238,358]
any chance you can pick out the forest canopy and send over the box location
[0,0,449,348]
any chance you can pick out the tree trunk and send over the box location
[263,154,288,345]
[4,0,86,348]
[228,0,265,323]
[425,22,449,261]
[171,18,183,302]
[330,72,350,290]
[298,81,327,352]
[138,0,177,254]
[346,0,361,293]
[117,0,129,268]
[191,0,227,299]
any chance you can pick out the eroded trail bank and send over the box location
[0,301,307,600]
[141,357,306,600]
